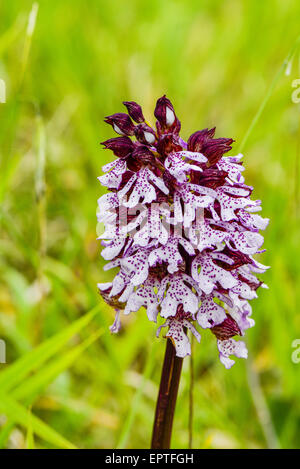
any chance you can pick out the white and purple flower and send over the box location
[98,96,269,369]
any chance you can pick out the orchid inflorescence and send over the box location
[97,96,269,369]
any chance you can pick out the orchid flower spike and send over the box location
[97,95,269,369]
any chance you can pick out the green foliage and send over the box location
[0,0,300,449]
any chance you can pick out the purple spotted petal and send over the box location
[197,295,227,329]
[157,317,201,358]
[217,339,248,369]
[124,276,160,322]
[119,167,168,208]
[215,187,259,222]
[158,273,200,318]
[149,237,195,274]
[189,221,227,251]
[165,153,203,183]
[176,187,214,227]
[121,249,149,286]
[217,155,245,184]
[192,254,238,294]
[98,159,127,189]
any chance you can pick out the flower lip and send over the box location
[123,101,145,123]
[104,113,135,136]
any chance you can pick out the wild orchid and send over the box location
[97,95,269,448]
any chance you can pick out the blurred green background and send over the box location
[0,0,300,449]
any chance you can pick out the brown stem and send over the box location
[151,338,183,449]
[188,334,194,449]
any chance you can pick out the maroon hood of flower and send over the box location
[188,128,234,165]
[104,113,135,136]
[211,315,241,340]
[101,136,134,158]
[188,127,216,151]
[131,144,155,163]
[196,168,228,188]
[214,246,252,271]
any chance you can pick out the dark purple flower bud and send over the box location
[211,315,241,340]
[101,136,134,158]
[104,113,135,136]
[134,123,156,145]
[154,95,179,131]
[123,101,145,123]
[126,145,154,172]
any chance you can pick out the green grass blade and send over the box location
[26,407,35,449]
[13,329,103,401]
[0,395,76,449]
[19,2,39,88]
[116,342,156,449]
[0,329,103,449]
[0,421,15,448]
[0,304,101,392]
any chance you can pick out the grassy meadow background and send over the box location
[0,0,300,449]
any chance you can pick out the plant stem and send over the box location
[151,338,183,449]
[188,334,194,449]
